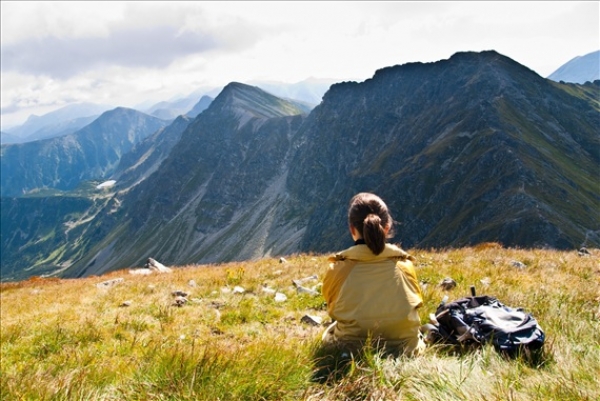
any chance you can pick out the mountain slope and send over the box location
[186,95,214,118]
[111,115,193,189]
[547,50,600,84]
[0,108,168,196]
[61,82,310,277]
[1,51,598,281]
[287,51,599,252]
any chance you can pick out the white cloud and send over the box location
[1,1,598,129]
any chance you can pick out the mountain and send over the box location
[110,115,193,188]
[0,107,168,196]
[287,51,599,253]
[3,102,112,141]
[66,83,311,277]
[250,77,338,106]
[0,131,20,145]
[186,95,214,118]
[145,97,197,120]
[1,51,598,281]
[547,50,600,84]
[21,115,100,143]
[144,92,217,120]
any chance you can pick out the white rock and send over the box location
[274,292,288,302]
[261,286,276,294]
[129,268,152,275]
[292,274,318,287]
[145,258,172,273]
[301,314,323,326]
[295,285,319,296]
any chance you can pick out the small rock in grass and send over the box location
[274,292,287,302]
[301,315,323,326]
[261,286,276,294]
[439,277,457,291]
[173,296,187,307]
[295,285,319,296]
[96,278,124,289]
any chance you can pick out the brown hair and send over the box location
[348,192,393,255]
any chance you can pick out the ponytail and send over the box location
[348,193,394,255]
[363,213,386,255]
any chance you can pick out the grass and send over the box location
[1,246,599,400]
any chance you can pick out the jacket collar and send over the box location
[335,243,411,262]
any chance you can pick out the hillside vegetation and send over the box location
[1,246,599,400]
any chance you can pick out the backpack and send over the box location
[426,288,545,357]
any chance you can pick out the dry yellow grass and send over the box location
[1,247,599,400]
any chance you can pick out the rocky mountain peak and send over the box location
[207,82,309,126]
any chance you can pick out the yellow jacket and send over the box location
[322,243,424,354]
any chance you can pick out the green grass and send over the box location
[1,247,599,400]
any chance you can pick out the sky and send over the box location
[1,1,599,130]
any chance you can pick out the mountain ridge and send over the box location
[1,51,598,281]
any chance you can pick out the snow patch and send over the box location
[96,180,116,189]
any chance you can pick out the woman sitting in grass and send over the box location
[322,192,425,356]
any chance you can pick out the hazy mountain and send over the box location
[145,96,199,120]
[1,107,168,196]
[1,51,598,281]
[250,77,338,106]
[186,95,214,118]
[3,102,112,140]
[144,91,220,120]
[547,50,600,84]
[21,115,100,143]
[0,131,20,145]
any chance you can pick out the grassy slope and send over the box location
[1,246,599,401]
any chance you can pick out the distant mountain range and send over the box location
[1,80,332,145]
[1,50,598,282]
[547,50,600,84]
[1,102,112,144]
[1,108,168,196]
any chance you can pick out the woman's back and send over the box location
[322,243,423,353]
[321,192,425,355]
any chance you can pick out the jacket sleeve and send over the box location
[396,260,423,308]
[322,257,356,315]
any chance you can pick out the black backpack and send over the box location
[426,289,545,357]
